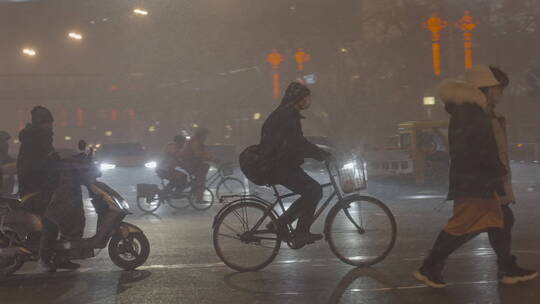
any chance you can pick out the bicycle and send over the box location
[212,157,397,272]
[137,162,245,212]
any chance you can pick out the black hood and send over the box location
[280,81,311,106]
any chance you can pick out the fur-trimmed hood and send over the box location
[437,79,488,113]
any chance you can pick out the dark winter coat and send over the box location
[438,80,506,200]
[17,124,61,213]
[45,161,85,239]
[0,140,10,165]
[260,101,328,171]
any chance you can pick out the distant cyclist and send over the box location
[180,128,213,203]
[260,81,331,246]
[156,134,188,193]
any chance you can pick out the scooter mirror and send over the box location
[78,140,87,151]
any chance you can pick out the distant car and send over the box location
[96,143,157,171]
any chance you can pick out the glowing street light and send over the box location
[133,8,149,16]
[266,49,284,100]
[424,13,448,76]
[68,32,83,40]
[423,96,436,120]
[423,96,436,105]
[22,48,37,57]
[456,11,477,69]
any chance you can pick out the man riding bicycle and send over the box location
[260,81,331,246]
[156,134,189,194]
[180,128,213,203]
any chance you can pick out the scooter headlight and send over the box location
[120,200,130,210]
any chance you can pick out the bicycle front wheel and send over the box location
[167,191,191,210]
[326,195,396,267]
[213,201,281,272]
[216,177,246,197]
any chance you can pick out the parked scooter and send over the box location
[0,140,150,277]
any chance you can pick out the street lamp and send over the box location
[423,96,436,120]
[68,32,83,40]
[133,8,149,16]
[22,48,37,57]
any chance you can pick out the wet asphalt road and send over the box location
[2,166,540,304]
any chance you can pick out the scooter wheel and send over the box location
[108,232,150,270]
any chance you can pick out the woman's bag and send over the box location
[239,145,274,186]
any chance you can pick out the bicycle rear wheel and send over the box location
[189,188,215,211]
[326,195,396,267]
[216,177,246,197]
[137,195,161,213]
[213,201,281,271]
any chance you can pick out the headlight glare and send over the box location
[100,163,116,171]
[144,161,157,169]
[342,161,356,170]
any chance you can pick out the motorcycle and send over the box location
[0,140,150,277]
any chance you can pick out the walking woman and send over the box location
[414,66,538,288]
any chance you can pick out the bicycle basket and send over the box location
[136,183,159,198]
[220,163,234,176]
[337,158,367,193]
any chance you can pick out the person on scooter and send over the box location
[156,134,188,194]
[261,81,331,246]
[17,106,79,272]
[180,128,213,203]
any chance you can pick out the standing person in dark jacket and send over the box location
[261,81,331,246]
[0,131,11,165]
[0,131,15,195]
[18,106,79,272]
[414,66,537,288]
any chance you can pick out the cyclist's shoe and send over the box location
[56,260,81,270]
[295,232,323,246]
[266,221,289,240]
[37,259,57,273]
[54,252,81,270]
[499,256,538,285]
[414,263,447,288]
